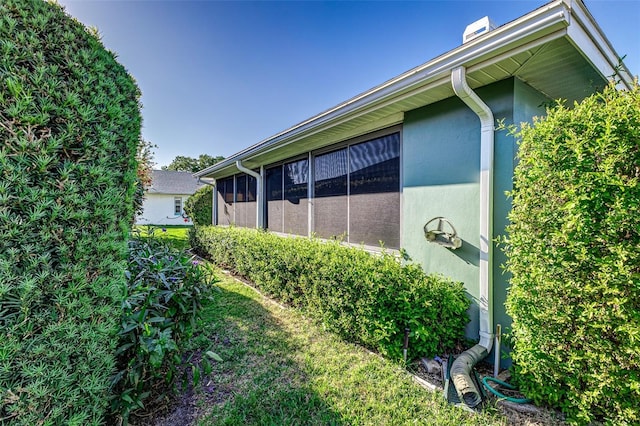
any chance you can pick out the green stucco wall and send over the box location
[402,78,548,363]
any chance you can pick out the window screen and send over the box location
[174,197,182,215]
[349,134,400,195]
[220,130,400,246]
[283,159,308,236]
[244,175,257,228]
[349,133,400,248]
[314,148,348,239]
[234,174,248,227]
[236,175,247,203]
[266,166,283,232]
[216,177,234,225]
[247,175,257,202]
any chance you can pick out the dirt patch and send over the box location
[127,349,232,426]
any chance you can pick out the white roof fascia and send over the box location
[564,0,634,90]
[196,0,629,178]
[195,0,571,178]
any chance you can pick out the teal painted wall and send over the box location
[402,78,548,363]
[492,79,549,362]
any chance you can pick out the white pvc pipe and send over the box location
[235,160,262,229]
[449,65,495,408]
[451,65,494,352]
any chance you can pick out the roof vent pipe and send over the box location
[235,161,263,229]
[463,16,497,43]
[449,65,495,408]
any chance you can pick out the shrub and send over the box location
[503,83,640,424]
[184,185,212,226]
[0,1,142,423]
[192,226,470,360]
[110,229,217,422]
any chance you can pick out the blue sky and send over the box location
[57,0,640,168]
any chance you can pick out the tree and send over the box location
[162,154,224,172]
[134,138,156,216]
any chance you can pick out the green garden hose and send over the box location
[481,377,532,404]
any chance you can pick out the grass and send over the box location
[134,224,191,250]
[154,227,507,425]
[189,276,506,425]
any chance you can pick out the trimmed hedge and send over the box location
[0,1,141,424]
[504,83,640,424]
[184,184,212,226]
[191,225,470,360]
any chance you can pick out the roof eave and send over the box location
[195,0,632,179]
[565,0,635,90]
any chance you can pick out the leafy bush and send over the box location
[110,229,217,421]
[192,226,469,360]
[184,185,212,226]
[0,1,142,424]
[503,83,640,424]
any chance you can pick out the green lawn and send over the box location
[186,276,506,425]
[152,227,507,425]
[134,224,191,250]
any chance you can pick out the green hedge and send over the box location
[504,83,640,424]
[184,185,212,226]
[0,1,141,424]
[191,225,469,360]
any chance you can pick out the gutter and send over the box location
[449,66,494,408]
[235,161,263,228]
[194,1,571,179]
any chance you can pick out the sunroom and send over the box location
[195,0,634,362]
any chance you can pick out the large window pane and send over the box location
[234,175,248,227]
[349,133,400,195]
[217,177,234,226]
[236,175,247,202]
[350,192,400,248]
[247,175,257,202]
[314,149,348,239]
[266,166,283,232]
[349,133,400,248]
[283,159,308,236]
[244,175,257,228]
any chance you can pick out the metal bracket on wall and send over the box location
[423,217,462,250]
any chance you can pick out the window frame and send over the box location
[311,129,401,249]
[261,126,402,250]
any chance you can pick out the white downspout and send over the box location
[449,65,495,407]
[236,160,263,229]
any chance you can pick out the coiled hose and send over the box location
[481,377,532,404]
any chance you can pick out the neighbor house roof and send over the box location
[148,170,203,195]
[195,0,634,181]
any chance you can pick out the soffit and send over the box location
[464,37,605,104]
[233,36,605,172]
[199,0,624,179]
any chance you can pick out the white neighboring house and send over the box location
[136,170,203,225]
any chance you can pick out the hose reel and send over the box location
[423,217,462,249]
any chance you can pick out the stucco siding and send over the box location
[402,79,514,349]
[136,193,194,226]
[402,78,549,363]
[492,78,550,342]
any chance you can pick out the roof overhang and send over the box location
[195,0,634,179]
